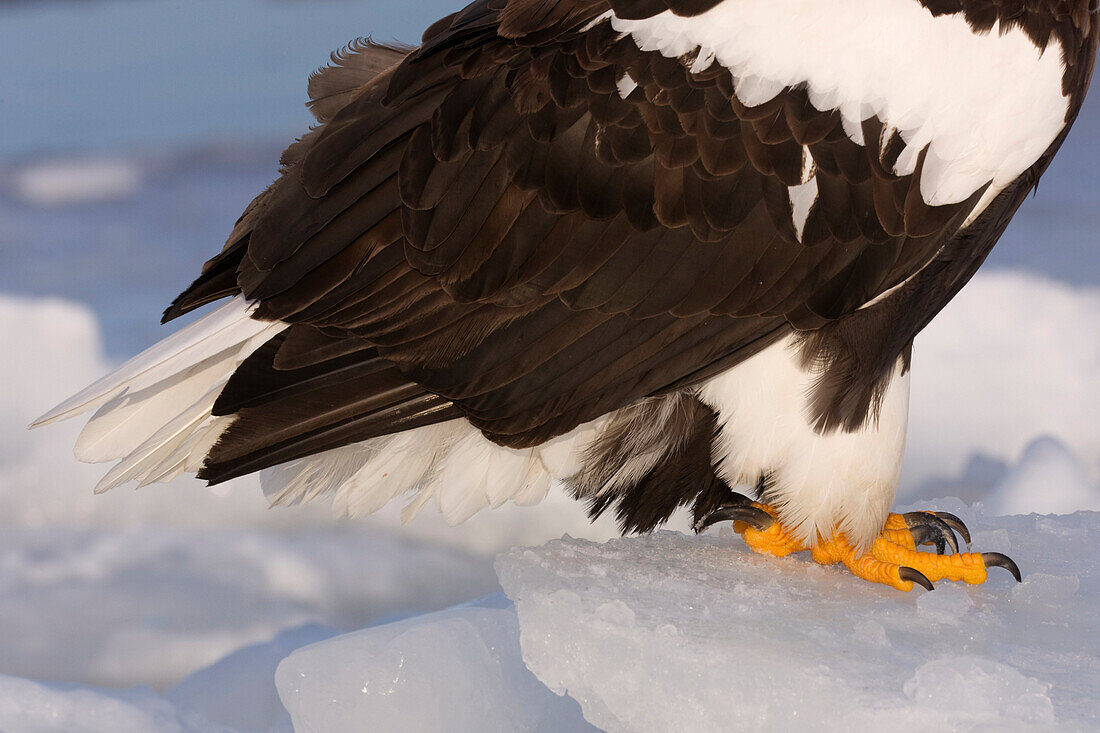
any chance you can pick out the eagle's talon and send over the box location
[908,524,948,555]
[899,566,935,591]
[982,552,1022,583]
[902,512,960,554]
[934,512,972,547]
[694,503,775,534]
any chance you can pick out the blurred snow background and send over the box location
[1,0,1098,731]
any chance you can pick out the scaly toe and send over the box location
[741,519,807,557]
[810,535,923,592]
[870,537,1019,585]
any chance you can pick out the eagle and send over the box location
[35,0,1098,591]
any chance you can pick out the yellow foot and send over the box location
[697,501,1021,592]
[695,500,807,557]
[738,503,807,557]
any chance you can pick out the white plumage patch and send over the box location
[32,297,285,493]
[261,420,573,526]
[788,148,818,242]
[616,72,639,99]
[698,335,911,550]
[608,0,1069,216]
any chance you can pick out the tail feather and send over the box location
[93,389,219,494]
[74,345,242,463]
[32,297,279,428]
[32,296,285,492]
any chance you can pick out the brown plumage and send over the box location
[133,0,1097,537]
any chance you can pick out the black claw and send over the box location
[934,512,972,547]
[982,552,1022,583]
[902,512,959,554]
[694,504,775,534]
[899,566,935,591]
[909,524,947,555]
[927,515,960,554]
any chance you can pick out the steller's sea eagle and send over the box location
[35,0,1098,591]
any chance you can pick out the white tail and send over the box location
[31,297,285,492]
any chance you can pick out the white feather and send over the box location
[73,345,241,463]
[616,73,639,99]
[788,149,818,242]
[698,335,911,550]
[789,177,818,243]
[140,414,234,486]
[93,388,219,494]
[536,421,604,479]
[261,441,381,508]
[335,423,462,518]
[32,297,277,427]
[33,296,284,493]
[400,481,438,525]
[260,416,580,526]
[607,0,1068,216]
[431,433,539,524]
[485,449,541,509]
[511,460,553,507]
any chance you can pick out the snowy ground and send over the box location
[3,507,1097,732]
[492,507,1100,731]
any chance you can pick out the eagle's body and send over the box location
[37,0,1097,587]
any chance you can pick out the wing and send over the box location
[168,0,1081,484]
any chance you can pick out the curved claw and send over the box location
[694,504,775,534]
[935,512,972,547]
[982,552,1022,583]
[899,566,935,591]
[909,524,947,555]
[902,512,959,554]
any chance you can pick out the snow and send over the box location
[275,595,598,733]
[0,676,226,733]
[493,508,1100,731]
[903,270,1100,501]
[984,436,1100,515]
[0,527,496,689]
[0,625,336,733]
[268,507,1100,733]
[165,625,336,733]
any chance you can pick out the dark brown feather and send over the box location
[170,0,1097,493]
[307,39,413,124]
